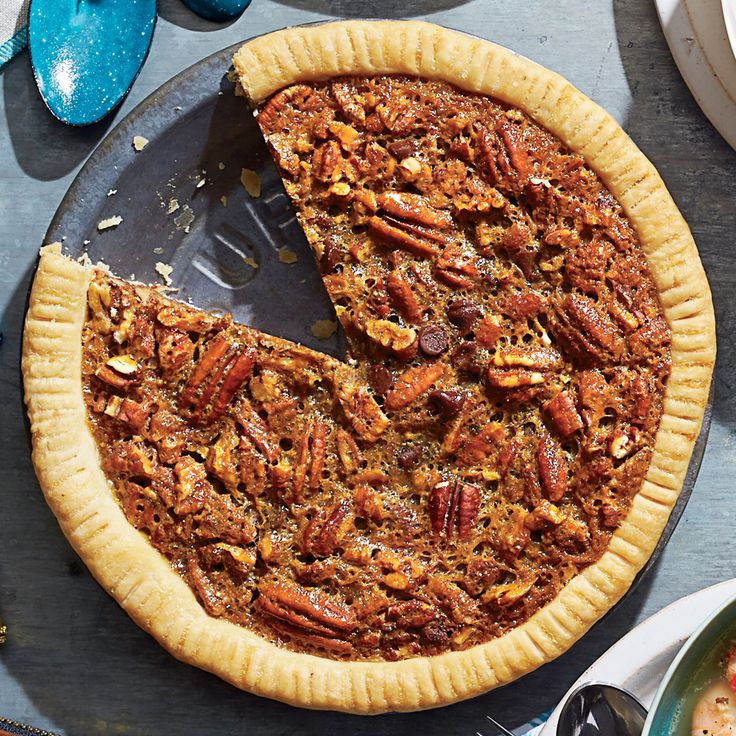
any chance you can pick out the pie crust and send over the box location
[23,20,714,713]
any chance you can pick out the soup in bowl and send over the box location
[645,593,736,736]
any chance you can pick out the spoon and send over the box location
[28,0,156,126]
[181,0,252,22]
[557,682,648,736]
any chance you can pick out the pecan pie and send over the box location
[23,21,714,713]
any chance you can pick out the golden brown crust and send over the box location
[23,20,715,713]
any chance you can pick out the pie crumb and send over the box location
[155,262,174,286]
[311,319,338,340]
[106,189,117,197]
[244,256,259,269]
[218,162,225,170]
[166,198,180,214]
[174,205,195,233]
[220,195,228,207]
[97,216,123,231]
[278,246,298,265]
[241,168,262,198]
[132,135,149,152]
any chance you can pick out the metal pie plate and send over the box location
[42,35,712,691]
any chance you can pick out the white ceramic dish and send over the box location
[643,589,736,736]
[537,579,736,736]
[655,0,736,150]
[723,0,736,63]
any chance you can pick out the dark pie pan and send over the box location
[42,35,712,686]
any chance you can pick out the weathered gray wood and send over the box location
[0,0,734,733]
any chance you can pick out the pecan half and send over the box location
[477,127,506,184]
[174,456,213,515]
[188,345,241,424]
[257,581,357,638]
[302,498,354,556]
[386,269,422,323]
[429,480,481,540]
[434,244,478,290]
[180,335,228,404]
[384,362,445,411]
[94,363,133,390]
[486,367,546,390]
[258,84,313,130]
[544,390,584,438]
[524,500,566,530]
[495,289,544,321]
[206,427,240,493]
[269,620,353,654]
[456,423,505,466]
[457,484,481,538]
[106,439,154,478]
[336,381,390,443]
[233,400,280,463]
[292,418,329,502]
[187,557,225,616]
[312,140,342,182]
[429,480,453,536]
[156,306,225,333]
[497,121,532,182]
[552,293,624,363]
[376,192,453,229]
[207,349,255,423]
[335,428,364,475]
[536,434,568,502]
[498,224,539,278]
[328,120,362,152]
[365,318,416,352]
[354,485,386,521]
[331,80,366,125]
[156,327,194,376]
[367,215,442,258]
[609,425,640,459]
[440,400,472,455]
[493,346,563,371]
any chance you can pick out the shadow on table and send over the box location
[1,54,112,181]
[158,0,475,29]
[266,0,472,19]
[157,0,242,31]
[611,0,735,435]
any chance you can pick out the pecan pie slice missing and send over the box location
[23,20,714,713]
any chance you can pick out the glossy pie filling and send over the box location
[81,76,671,661]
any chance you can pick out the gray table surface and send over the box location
[1,1,734,734]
